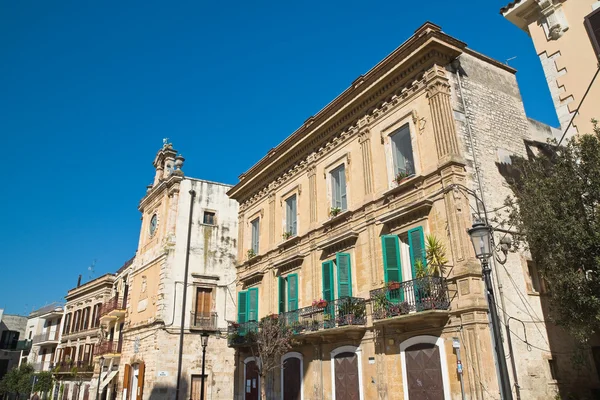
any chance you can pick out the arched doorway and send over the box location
[400,336,451,400]
[244,357,260,400]
[330,346,363,400]
[281,352,303,400]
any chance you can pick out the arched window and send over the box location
[281,352,303,400]
[330,345,363,400]
[399,335,451,400]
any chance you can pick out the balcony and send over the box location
[370,276,450,329]
[190,312,218,331]
[95,340,122,356]
[33,331,60,345]
[99,296,127,320]
[227,297,367,347]
[0,340,32,351]
[51,361,94,375]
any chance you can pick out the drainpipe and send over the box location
[175,189,196,400]
[452,57,519,399]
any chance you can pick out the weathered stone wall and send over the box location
[450,51,600,399]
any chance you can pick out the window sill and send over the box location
[323,210,351,226]
[383,175,420,197]
[278,235,301,249]
[200,223,216,228]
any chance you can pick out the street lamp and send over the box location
[467,220,513,400]
[200,333,209,400]
[95,356,105,400]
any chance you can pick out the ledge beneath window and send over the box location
[237,254,265,269]
[317,230,359,251]
[278,235,301,249]
[382,175,422,198]
[239,269,265,286]
[376,199,433,225]
[273,252,306,271]
[323,210,352,227]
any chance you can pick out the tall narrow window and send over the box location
[285,195,297,236]
[585,7,600,61]
[278,274,299,314]
[251,218,260,254]
[193,287,213,328]
[527,261,542,294]
[331,164,347,211]
[391,124,415,177]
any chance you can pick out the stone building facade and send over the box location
[26,303,64,372]
[0,310,28,381]
[116,143,238,400]
[226,22,599,400]
[501,0,600,137]
[55,274,115,400]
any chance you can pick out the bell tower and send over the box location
[151,139,185,188]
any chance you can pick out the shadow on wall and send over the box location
[148,380,188,400]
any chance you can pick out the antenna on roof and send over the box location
[505,56,517,66]
[88,259,96,280]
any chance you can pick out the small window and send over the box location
[527,261,542,294]
[391,124,415,177]
[203,211,216,225]
[331,164,347,211]
[285,195,297,236]
[251,218,260,254]
[548,359,558,380]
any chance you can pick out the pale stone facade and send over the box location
[502,0,600,137]
[56,274,115,400]
[26,304,64,372]
[226,22,599,400]
[115,144,238,400]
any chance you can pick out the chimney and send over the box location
[77,275,82,288]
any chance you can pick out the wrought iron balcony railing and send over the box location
[99,296,126,317]
[51,361,94,374]
[190,312,218,331]
[227,297,367,347]
[95,340,122,356]
[369,276,450,321]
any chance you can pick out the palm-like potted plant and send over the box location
[329,207,342,217]
[282,231,293,240]
[247,249,256,259]
[414,234,448,310]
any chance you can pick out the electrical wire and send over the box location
[457,327,500,400]
[557,66,600,147]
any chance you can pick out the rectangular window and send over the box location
[203,211,216,225]
[336,253,352,298]
[194,287,213,328]
[548,359,558,380]
[527,261,542,293]
[278,274,299,313]
[251,218,260,254]
[285,195,297,236]
[585,7,600,61]
[330,164,347,211]
[391,124,415,177]
[237,288,259,323]
[322,261,335,303]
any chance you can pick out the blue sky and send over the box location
[0,0,557,315]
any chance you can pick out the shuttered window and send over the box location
[322,261,334,302]
[408,226,426,278]
[331,164,347,211]
[237,291,247,324]
[382,235,402,283]
[248,288,259,322]
[336,253,352,298]
[279,277,286,314]
[287,274,298,311]
[390,124,415,176]
[251,218,260,254]
[585,7,600,61]
[285,195,297,236]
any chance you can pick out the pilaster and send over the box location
[307,163,317,229]
[358,128,375,200]
[268,191,276,245]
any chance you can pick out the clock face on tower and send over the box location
[149,214,158,237]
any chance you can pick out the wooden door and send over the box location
[245,361,259,400]
[334,352,360,400]
[405,343,444,400]
[190,375,207,400]
[82,385,89,400]
[283,358,301,400]
[194,288,212,326]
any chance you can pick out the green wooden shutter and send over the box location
[279,277,286,314]
[248,288,258,322]
[322,261,334,301]
[336,253,352,298]
[287,274,298,311]
[382,235,402,283]
[237,291,247,323]
[408,226,426,279]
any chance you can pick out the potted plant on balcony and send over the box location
[329,207,342,217]
[308,319,320,331]
[247,249,256,259]
[414,234,449,311]
[282,231,293,240]
[387,281,401,291]
[312,299,328,309]
[337,298,366,326]
[394,171,411,185]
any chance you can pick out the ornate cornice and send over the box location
[138,175,183,212]
[229,24,465,205]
